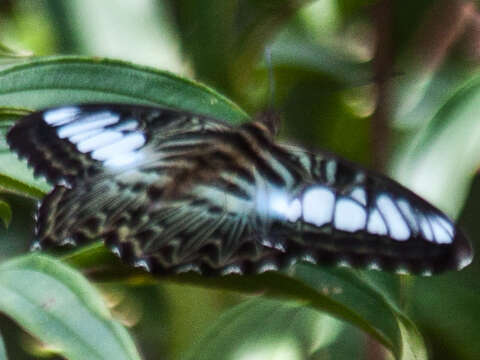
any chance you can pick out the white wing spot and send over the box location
[69,129,103,143]
[57,111,119,138]
[457,255,473,270]
[44,107,80,125]
[395,266,409,275]
[256,187,300,222]
[266,189,289,219]
[92,133,146,161]
[110,246,121,257]
[350,187,367,205]
[367,262,381,271]
[303,186,335,227]
[104,151,144,168]
[334,197,366,232]
[287,199,302,222]
[133,259,150,271]
[175,264,201,274]
[221,265,242,275]
[419,215,434,242]
[421,269,433,277]
[367,208,387,235]
[429,215,452,244]
[337,258,350,267]
[435,216,454,237]
[77,131,124,153]
[300,253,316,264]
[396,199,419,233]
[257,262,279,273]
[377,194,410,241]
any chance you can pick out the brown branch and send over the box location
[370,0,394,172]
[366,2,394,358]
[412,0,476,73]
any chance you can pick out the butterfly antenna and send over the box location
[265,45,276,109]
[254,46,282,136]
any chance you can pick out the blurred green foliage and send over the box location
[0,0,480,359]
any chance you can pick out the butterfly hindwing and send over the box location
[274,147,472,274]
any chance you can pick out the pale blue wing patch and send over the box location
[56,111,119,138]
[255,186,302,223]
[51,108,147,170]
[334,197,367,232]
[367,208,388,235]
[43,106,81,126]
[302,186,335,227]
[376,194,411,241]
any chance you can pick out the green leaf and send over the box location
[396,313,428,360]
[0,195,36,260]
[184,298,343,360]
[0,107,50,198]
[0,41,33,59]
[0,56,249,199]
[269,31,371,87]
[0,254,141,360]
[169,0,313,96]
[0,56,248,124]
[168,0,238,93]
[290,265,426,360]
[0,330,8,360]
[392,72,480,217]
[0,200,12,229]
[230,0,316,81]
[184,265,426,360]
[408,269,480,359]
[64,244,427,360]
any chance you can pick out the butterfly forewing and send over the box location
[6,104,473,275]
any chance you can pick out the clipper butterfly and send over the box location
[7,104,473,275]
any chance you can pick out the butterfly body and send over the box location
[7,104,473,275]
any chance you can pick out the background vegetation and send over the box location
[0,0,479,359]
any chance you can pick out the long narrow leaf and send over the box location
[0,254,141,360]
[64,244,427,359]
[0,56,248,124]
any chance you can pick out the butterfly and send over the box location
[6,104,473,276]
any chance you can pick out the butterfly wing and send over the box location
[7,104,238,252]
[7,105,473,275]
[261,145,473,275]
[7,104,229,185]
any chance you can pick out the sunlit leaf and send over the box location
[0,200,11,229]
[396,313,428,360]
[0,254,141,360]
[392,72,480,217]
[183,298,343,360]
[0,41,33,59]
